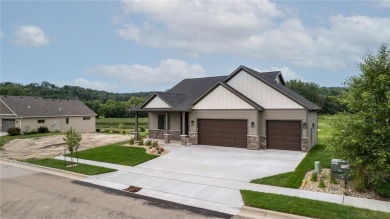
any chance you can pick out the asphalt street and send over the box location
[0,163,232,219]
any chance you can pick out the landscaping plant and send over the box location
[310,172,317,182]
[318,178,326,188]
[7,127,21,136]
[129,137,135,145]
[329,45,390,196]
[37,126,49,133]
[138,139,144,146]
[63,127,82,165]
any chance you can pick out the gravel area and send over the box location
[300,168,384,200]
[1,133,131,160]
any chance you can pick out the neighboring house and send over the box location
[0,95,97,133]
[133,65,320,151]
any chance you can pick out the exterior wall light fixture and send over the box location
[303,122,307,129]
[191,120,194,126]
[251,122,255,128]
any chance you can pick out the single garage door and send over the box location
[198,119,247,148]
[2,119,16,132]
[267,120,301,151]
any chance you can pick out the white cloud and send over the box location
[14,25,49,47]
[116,0,390,70]
[86,59,207,88]
[72,78,119,92]
[256,67,303,81]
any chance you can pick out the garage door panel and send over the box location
[267,120,301,151]
[198,119,247,148]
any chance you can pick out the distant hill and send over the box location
[0,81,154,103]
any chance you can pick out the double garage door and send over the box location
[267,120,301,151]
[198,119,247,148]
[197,119,301,151]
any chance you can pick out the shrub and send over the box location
[122,130,127,135]
[139,126,146,132]
[129,138,135,145]
[145,139,152,146]
[24,129,37,135]
[112,129,121,134]
[96,128,101,133]
[330,173,337,184]
[152,140,158,147]
[374,177,390,197]
[352,167,366,192]
[310,172,317,182]
[7,127,21,136]
[138,139,144,146]
[37,126,49,133]
[318,178,326,188]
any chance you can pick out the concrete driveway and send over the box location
[138,145,306,182]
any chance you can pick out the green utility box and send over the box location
[331,159,350,180]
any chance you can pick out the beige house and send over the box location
[0,96,96,133]
[133,66,320,151]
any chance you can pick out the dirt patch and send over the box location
[300,168,386,201]
[1,133,131,160]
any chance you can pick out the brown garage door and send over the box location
[198,119,247,148]
[267,120,301,151]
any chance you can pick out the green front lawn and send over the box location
[0,133,63,149]
[67,143,158,166]
[241,190,389,219]
[251,115,334,188]
[24,158,116,175]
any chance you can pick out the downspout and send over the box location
[19,117,22,130]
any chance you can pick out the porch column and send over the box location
[134,112,139,140]
[164,112,171,143]
[180,112,187,145]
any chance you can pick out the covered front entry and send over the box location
[266,120,301,151]
[2,119,15,132]
[198,119,247,148]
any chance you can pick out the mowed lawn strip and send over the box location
[67,143,158,166]
[24,158,116,175]
[251,115,334,188]
[241,190,390,219]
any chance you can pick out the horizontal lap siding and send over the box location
[189,110,258,136]
[261,109,307,137]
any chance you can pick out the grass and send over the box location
[96,117,148,129]
[241,190,389,219]
[67,142,158,166]
[0,132,63,149]
[24,158,116,175]
[251,115,334,188]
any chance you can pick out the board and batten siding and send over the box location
[193,85,254,110]
[307,111,318,146]
[189,110,258,135]
[227,70,304,109]
[148,112,180,130]
[143,96,171,109]
[260,109,307,137]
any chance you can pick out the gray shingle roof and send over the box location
[137,66,320,111]
[0,95,97,117]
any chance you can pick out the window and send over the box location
[158,115,166,130]
[66,118,69,124]
[83,117,90,120]
[38,119,45,123]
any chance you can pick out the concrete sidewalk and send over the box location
[55,156,390,214]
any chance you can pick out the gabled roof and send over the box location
[0,95,97,117]
[224,66,320,110]
[134,65,320,111]
[192,82,264,111]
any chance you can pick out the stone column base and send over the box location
[133,132,139,141]
[180,135,188,145]
[164,134,171,144]
[260,136,267,149]
[188,132,197,144]
[301,137,309,152]
[247,135,260,150]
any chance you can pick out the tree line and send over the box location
[0,81,152,118]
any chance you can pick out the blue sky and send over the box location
[1,0,390,93]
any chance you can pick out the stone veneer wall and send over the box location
[168,130,181,141]
[149,130,181,141]
[188,132,198,144]
[247,135,259,150]
[260,136,267,149]
[301,137,309,152]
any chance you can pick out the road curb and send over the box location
[0,158,88,180]
[238,206,313,219]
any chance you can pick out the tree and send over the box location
[330,45,390,195]
[286,80,321,106]
[63,127,82,165]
